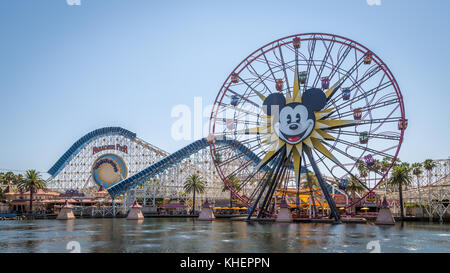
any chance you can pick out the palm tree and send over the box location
[0,173,4,201]
[411,162,423,207]
[17,170,45,216]
[0,172,4,197]
[347,175,366,214]
[380,157,392,194]
[367,159,382,189]
[423,159,436,220]
[1,172,20,201]
[222,175,241,208]
[183,174,206,215]
[301,172,319,217]
[388,165,412,220]
[1,172,16,186]
[357,161,369,186]
[423,159,436,185]
[14,174,24,186]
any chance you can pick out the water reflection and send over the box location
[0,218,448,253]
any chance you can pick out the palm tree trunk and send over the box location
[310,187,317,218]
[307,175,317,218]
[384,179,387,196]
[399,183,404,220]
[192,188,196,215]
[352,191,357,214]
[428,170,432,221]
[229,190,232,208]
[417,175,421,209]
[29,186,33,217]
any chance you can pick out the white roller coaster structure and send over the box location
[46,127,230,211]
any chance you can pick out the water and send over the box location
[0,218,449,253]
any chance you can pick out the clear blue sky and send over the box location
[0,0,449,174]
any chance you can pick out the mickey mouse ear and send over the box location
[263,93,286,115]
[302,88,326,111]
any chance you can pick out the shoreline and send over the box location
[1,214,449,224]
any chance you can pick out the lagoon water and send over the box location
[0,218,449,253]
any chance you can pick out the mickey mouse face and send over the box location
[263,88,326,145]
[277,103,314,144]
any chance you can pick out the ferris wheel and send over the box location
[208,33,406,221]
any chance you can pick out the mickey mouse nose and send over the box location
[289,124,298,130]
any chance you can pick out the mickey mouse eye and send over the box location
[287,114,292,124]
[296,113,300,123]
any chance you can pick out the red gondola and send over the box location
[275,79,284,92]
[321,77,330,89]
[207,133,215,144]
[215,153,222,164]
[293,37,301,49]
[230,95,239,106]
[299,72,307,84]
[353,108,363,120]
[226,119,235,130]
[398,119,408,130]
[231,73,239,83]
[364,52,373,65]
[359,131,369,144]
[339,179,348,190]
[342,88,351,100]
[364,154,375,167]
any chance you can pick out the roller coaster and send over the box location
[46,126,346,211]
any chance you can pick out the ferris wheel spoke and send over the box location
[327,97,399,120]
[246,61,272,93]
[325,129,400,141]
[319,141,371,190]
[236,75,267,101]
[228,161,264,189]
[324,53,366,103]
[260,49,278,82]
[320,117,401,131]
[247,146,286,220]
[326,81,393,116]
[227,88,260,107]
[258,149,291,216]
[304,146,341,221]
[217,147,260,167]
[347,65,382,92]
[221,105,261,118]
[216,118,268,128]
[326,66,384,109]
[311,37,335,88]
[328,44,352,81]
[312,148,341,183]
[277,45,291,97]
[304,38,316,89]
[225,160,259,183]
[331,137,393,159]
[248,174,269,206]
[213,137,262,154]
